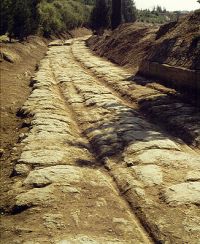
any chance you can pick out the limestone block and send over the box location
[163,182,200,205]
[132,165,163,186]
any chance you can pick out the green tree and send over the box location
[122,0,136,23]
[90,0,110,34]
[2,0,95,39]
[38,1,63,37]
[10,0,32,40]
[7,0,40,40]
[111,0,122,29]
[0,0,13,35]
[31,0,42,32]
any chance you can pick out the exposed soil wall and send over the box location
[87,11,200,91]
[147,11,200,70]
[87,23,158,71]
[0,36,48,154]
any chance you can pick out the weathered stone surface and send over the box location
[48,40,63,46]
[132,165,163,186]
[19,147,93,166]
[71,38,200,243]
[124,149,200,169]
[56,235,135,244]
[125,139,180,155]
[73,39,200,149]
[15,185,55,208]
[183,215,200,233]
[185,171,200,182]
[9,163,150,243]
[163,182,200,205]
[23,165,82,187]
[14,164,31,176]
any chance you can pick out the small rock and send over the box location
[185,171,200,182]
[19,133,26,139]
[15,186,54,208]
[0,148,5,157]
[64,40,72,46]
[113,217,128,225]
[13,147,18,152]
[12,181,23,189]
[14,164,31,176]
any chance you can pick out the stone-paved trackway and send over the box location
[1,37,200,244]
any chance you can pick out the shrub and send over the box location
[1,0,94,39]
[38,1,64,37]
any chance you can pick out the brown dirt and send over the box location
[87,23,158,72]
[147,10,200,70]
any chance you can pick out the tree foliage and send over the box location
[10,0,33,40]
[122,0,136,23]
[38,1,63,37]
[0,0,13,35]
[90,0,137,32]
[111,0,122,29]
[90,0,110,33]
[0,0,94,40]
[137,6,170,24]
[0,0,138,39]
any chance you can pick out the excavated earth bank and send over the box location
[0,37,200,243]
[87,11,200,92]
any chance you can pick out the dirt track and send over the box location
[1,37,200,243]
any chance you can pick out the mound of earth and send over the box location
[87,23,158,71]
[148,10,200,70]
[87,11,200,90]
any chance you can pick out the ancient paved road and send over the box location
[1,37,200,244]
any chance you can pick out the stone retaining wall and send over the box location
[139,62,200,91]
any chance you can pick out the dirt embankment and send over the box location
[147,12,200,70]
[1,36,48,150]
[87,11,200,91]
[87,23,158,72]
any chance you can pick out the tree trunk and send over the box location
[111,0,122,29]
